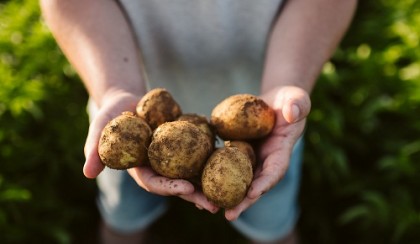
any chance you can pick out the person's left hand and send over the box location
[224,86,311,221]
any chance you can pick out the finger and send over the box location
[224,195,261,221]
[128,167,219,213]
[261,86,311,123]
[225,149,289,220]
[179,192,220,214]
[280,88,311,123]
[83,113,112,178]
[83,94,140,178]
[127,167,195,196]
[248,151,290,199]
[83,148,105,179]
[225,150,290,221]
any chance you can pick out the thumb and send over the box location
[280,87,311,123]
[83,111,111,178]
[83,147,104,179]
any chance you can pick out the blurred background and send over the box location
[0,0,419,243]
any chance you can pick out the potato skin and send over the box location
[148,121,213,179]
[177,113,215,149]
[224,140,257,169]
[202,147,253,209]
[98,112,152,169]
[210,94,275,140]
[136,88,182,130]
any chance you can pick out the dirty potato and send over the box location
[136,88,182,130]
[177,113,215,148]
[202,147,253,209]
[148,121,213,179]
[224,140,257,169]
[98,112,152,169]
[210,94,275,140]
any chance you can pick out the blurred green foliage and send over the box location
[0,0,419,243]
[299,0,420,243]
[0,1,97,243]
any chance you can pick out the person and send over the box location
[40,0,357,243]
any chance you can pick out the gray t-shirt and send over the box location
[119,0,284,116]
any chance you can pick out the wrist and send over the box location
[97,87,144,109]
[86,89,143,123]
[261,74,316,95]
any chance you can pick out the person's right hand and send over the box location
[83,91,219,214]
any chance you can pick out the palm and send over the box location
[251,111,306,198]
[83,93,141,178]
[83,92,219,213]
[225,86,310,220]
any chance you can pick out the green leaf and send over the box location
[0,187,31,201]
[339,205,370,224]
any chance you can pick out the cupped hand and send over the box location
[83,91,219,214]
[224,86,311,221]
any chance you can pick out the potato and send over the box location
[177,113,215,148]
[202,147,253,209]
[210,94,275,140]
[98,112,152,169]
[148,121,213,179]
[224,140,257,169]
[136,88,182,130]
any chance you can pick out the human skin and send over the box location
[40,0,218,213]
[40,0,358,223]
[224,0,358,221]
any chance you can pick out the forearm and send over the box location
[262,0,357,93]
[40,0,146,107]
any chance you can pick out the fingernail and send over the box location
[291,104,300,122]
[196,204,203,210]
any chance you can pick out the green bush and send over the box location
[299,1,420,243]
[0,1,97,243]
[0,0,419,243]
